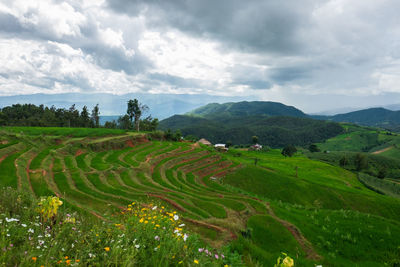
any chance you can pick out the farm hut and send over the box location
[198,138,212,146]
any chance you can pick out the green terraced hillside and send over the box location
[1,126,399,266]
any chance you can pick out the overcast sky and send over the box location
[1,0,400,113]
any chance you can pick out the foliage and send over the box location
[281,145,297,157]
[358,173,400,199]
[127,99,149,131]
[354,153,368,171]
[308,144,320,152]
[91,104,100,128]
[274,253,294,267]
[0,103,100,128]
[159,115,344,147]
[0,188,241,266]
[37,196,63,222]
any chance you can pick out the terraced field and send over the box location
[1,127,400,266]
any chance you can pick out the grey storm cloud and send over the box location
[107,0,314,54]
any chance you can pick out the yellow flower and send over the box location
[178,261,183,264]
[282,256,294,267]
[144,220,148,224]
[194,259,199,264]
[139,218,144,223]
[104,247,110,252]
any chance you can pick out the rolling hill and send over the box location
[314,107,400,131]
[160,101,343,147]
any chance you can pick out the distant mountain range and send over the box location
[313,108,400,131]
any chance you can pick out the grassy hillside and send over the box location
[1,127,400,266]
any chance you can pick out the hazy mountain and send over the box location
[0,93,250,120]
[313,107,400,130]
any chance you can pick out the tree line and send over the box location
[0,99,158,131]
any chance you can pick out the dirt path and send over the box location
[372,146,393,154]
[265,202,322,260]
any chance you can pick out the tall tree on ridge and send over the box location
[91,104,100,128]
[127,99,148,132]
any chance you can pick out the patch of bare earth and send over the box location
[372,146,393,154]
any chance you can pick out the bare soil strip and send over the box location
[372,146,393,154]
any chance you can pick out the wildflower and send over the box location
[135,244,140,249]
[221,254,225,258]
[154,235,160,241]
[21,223,27,227]
[152,206,157,210]
[32,257,37,262]
[194,259,199,264]
[5,217,19,222]
[198,248,204,252]
[215,254,219,259]
[76,260,80,263]
[65,256,69,260]
[183,234,188,242]
[173,214,179,221]
[178,261,183,264]
[179,223,185,227]
[104,247,110,252]
[66,259,71,265]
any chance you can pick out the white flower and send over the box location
[6,234,10,237]
[183,234,188,242]
[173,215,179,221]
[152,206,157,210]
[135,244,140,249]
[21,224,27,227]
[45,233,51,238]
[174,229,180,233]
[154,235,160,241]
[28,228,34,233]
[179,223,185,227]
[5,217,19,222]
[154,247,158,251]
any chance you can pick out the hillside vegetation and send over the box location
[1,127,400,266]
[160,115,343,147]
[313,107,400,131]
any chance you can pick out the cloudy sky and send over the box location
[1,0,400,113]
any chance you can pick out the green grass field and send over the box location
[1,126,400,266]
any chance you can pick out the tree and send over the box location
[118,115,132,130]
[80,106,91,128]
[91,104,100,128]
[104,120,117,129]
[140,116,159,131]
[377,166,387,179]
[252,136,259,144]
[127,99,148,132]
[308,144,320,153]
[339,156,349,167]
[281,145,297,157]
[354,153,368,171]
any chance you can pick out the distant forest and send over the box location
[0,103,158,131]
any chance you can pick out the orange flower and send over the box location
[104,247,110,252]
[32,257,37,262]
[66,260,71,265]
[75,259,80,263]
